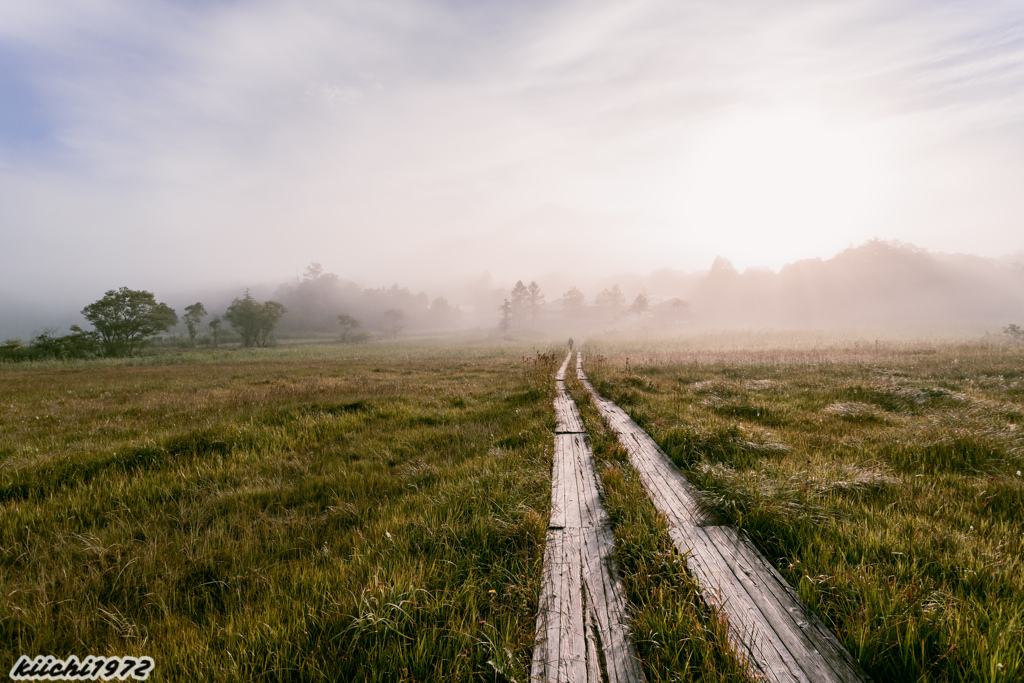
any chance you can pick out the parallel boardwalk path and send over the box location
[531,353,645,683]
[575,354,870,683]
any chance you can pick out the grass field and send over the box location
[581,336,1024,682]
[4,334,1022,682]
[1,342,560,681]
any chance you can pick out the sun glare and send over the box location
[673,106,895,267]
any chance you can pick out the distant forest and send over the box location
[274,264,462,336]
[684,239,1024,326]
[3,240,1023,361]
[272,240,1024,334]
[272,241,1024,336]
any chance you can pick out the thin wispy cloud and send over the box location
[1,0,1022,306]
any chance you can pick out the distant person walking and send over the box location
[568,337,574,351]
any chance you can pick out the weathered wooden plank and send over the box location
[574,359,713,528]
[550,436,566,529]
[567,435,590,529]
[557,351,571,382]
[577,354,869,683]
[555,394,586,433]
[556,436,581,530]
[571,435,607,529]
[532,353,644,682]
[705,526,836,682]
[555,436,570,530]
[617,432,691,523]
[532,530,562,681]
[580,525,646,683]
[532,528,641,683]
[707,527,869,683]
[627,434,715,527]
[671,525,810,683]
[558,529,589,683]
[556,353,586,431]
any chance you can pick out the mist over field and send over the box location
[2,1,1024,340]
[3,238,1021,342]
[3,2,1024,332]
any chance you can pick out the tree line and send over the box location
[273,263,460,335]
[498,280,652,331]
[0,288,288,361]
[0,263,448,363]
[1,267,681,362]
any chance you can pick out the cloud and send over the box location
[1,0,1024,304]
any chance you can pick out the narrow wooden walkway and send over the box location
[531,353,644,683]
[575,354,869,683]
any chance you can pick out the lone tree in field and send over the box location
[182,302,207,347]
[337,313,364,342]
[208,316,222,348]
[81,287,178,357]
[224,290,287,347]
[562,286,585,319]
[629,292,649,320]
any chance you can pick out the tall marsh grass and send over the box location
[1,343,561,681]
[584,337,1024,682]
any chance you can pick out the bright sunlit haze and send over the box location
[2,0,1024,335]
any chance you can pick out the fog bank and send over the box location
[3,240,1021,343]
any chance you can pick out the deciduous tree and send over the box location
[81,287,177,357]
[338,314,366,343]
[629,292,649,320]
[224,290,287,347]
[182,302,207,347]
[1,327,100,361]
[208,316,222,348]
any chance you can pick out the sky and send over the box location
[2,0,1024,308]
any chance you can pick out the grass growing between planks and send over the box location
[1,343,561,682]
[565,356,754,683]
[582,339,1024,683]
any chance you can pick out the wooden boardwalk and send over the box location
[575,354,869,683]
[531,353,644,683]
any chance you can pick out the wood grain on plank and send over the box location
[576,354,869,683]
[554,394,586,433]
[580,525,642,683]
[531,352,644,683]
